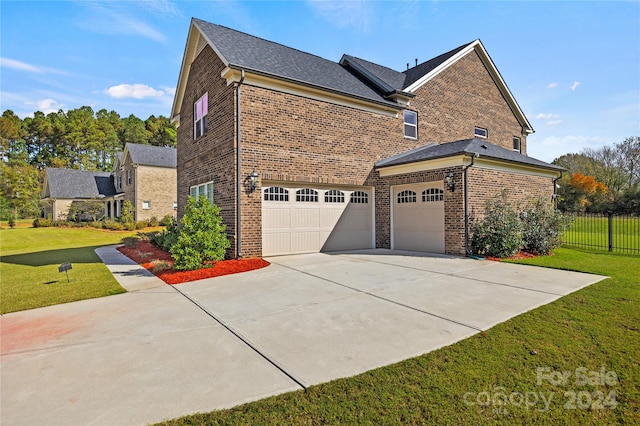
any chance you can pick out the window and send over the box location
[325,190,345,203]
[142,201,151,210]
[296,188,318,202]
[126,170,131,185]
[513,136,521,152]
[189,181,214,204]
[264,187,289,201]
[194,93,208,139]
[350,191,369,204]
[173,201,177,210]
[117,175,122,190]
[404,110,418,139]
[474,127,488,138]
[397,190,417,203]
[422,188,444,202]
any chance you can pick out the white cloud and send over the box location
[0,57,69,75]
[145,0,182,17]
[547,82,558,89]
[306,0,375,32]
[570,81,581,91]
[76,3,167,42]
[105,84,165,99]
[536,113,560,120]
[546,120,563,126]
[25,98,64,114]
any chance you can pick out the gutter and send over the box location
[464,153,478,255]
[236,69,245,258]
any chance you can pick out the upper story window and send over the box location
[397,190,417,203]
[296,188,318,202]
[513,136,521,152]
[194,93,208,139]
[325,190,345,203]
[264,187,289,202]
[404,110,418,139]
[474,127,488,138]
[350,191,369,204]
[126,169,132,185]
[190,181,214,204]
[117,175,122,190]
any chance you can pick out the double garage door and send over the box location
[262,185,374,256]
[392,182,445,253]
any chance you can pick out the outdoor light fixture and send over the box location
[445,172,455,192]
[249,169,259,192]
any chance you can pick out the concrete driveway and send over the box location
[1,248,606,425]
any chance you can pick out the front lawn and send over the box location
[158,248,639,425]
[0,227,140,314]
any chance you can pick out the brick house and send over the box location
[170,18,563,258]
[41,143,177,222]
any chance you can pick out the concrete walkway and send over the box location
[1,247,606,425]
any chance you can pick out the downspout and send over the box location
[552,171,563,210]
[236,69,245,258]
[464,153,478,255]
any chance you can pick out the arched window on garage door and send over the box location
[397,190,417,203]
[350,191,369,204]
[264,187,289,201]
[422,188,444,202]
[325,189,345,203]
[296,188,318,202]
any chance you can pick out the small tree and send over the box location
[170,196,230,271]
[471,191,523,258]
[520,200,572,255]
[120,200,136,230]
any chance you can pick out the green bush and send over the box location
[103,219,124,231]
[120,200,135,228]
[147,216,159,227]
[150,218,179,252]
[8,217,16,228]
[160,214,175,227]
[521,200,572,255]
[135,221,147,230]
[170,196,230,271]
[471,191,523,258]
[32,218,53,228]
[122,236,140,249]
[89,220,103,229]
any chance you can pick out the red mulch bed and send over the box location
[117,241,269,285]
[485,251,546,262]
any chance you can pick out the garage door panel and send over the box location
[262,232,291,256]
[263,208,291,229]
[393,183,445,253]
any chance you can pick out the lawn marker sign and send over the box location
[58,263,72,282]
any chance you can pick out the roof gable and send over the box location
[122,143,176,168]
[43,168,117,199]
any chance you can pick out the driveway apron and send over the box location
[1,247,606,425]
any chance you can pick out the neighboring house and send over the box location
[170,18,563,258]
[112,143,178,221]
[40,168,118,221]
[41,143,177,222]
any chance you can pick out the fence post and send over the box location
[608,211,613,252]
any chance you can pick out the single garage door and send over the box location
[262,185,374,256]
[392,182,445,253]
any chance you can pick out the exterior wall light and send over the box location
[445,172,455,192]
[249,169,259,192]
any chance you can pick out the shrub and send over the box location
[521,200,572,255]
[147,216,159,227]
[32,218,53,228]
[160,214,175,227]
[103,219,124,231]
[122,236,140,249]
[471,191,523,258]
[8,217,15,228]
[137,231,158,242]
[120,201,135,229]
[170,196,230,271]
[151,259,172,274]
[135,221,147,230]
[89,220,103,229]
[150,218,179,252]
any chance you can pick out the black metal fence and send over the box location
[563,212,640,254]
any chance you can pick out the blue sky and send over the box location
[1,1,638,162]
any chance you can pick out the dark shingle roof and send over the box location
[403,42,473,88]
[340,55,407,93]
[375,138,565,171]
[44,168,117,199]
[125,143,176,168]
[193,18,399,107]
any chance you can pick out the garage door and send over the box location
[392,182,445,253]
[262,185,374,256]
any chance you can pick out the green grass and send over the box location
[564,215,639,254]
[157,248,639,425]
[0,227,139,314]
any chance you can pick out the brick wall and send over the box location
[136,166,177,221]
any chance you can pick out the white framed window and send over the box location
[474,127,488,138]
[350,191,369,204]
[422,188,444,202]
[264,187,289,201]
[142,201,151,210]
[397,190,417,203]
[194,93,208,139]
[189,181,214,204]
[403,110,418,139]
[173,201,177,210]
[296,188,318,202]
[513,136,521,152]
[325,190,345,203]
[126,170,131,185]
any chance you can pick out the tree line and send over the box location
[1,107,176,220]
[553,136,639,214]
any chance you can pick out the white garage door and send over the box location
[262,185,374,256]
[392,182,445,253]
